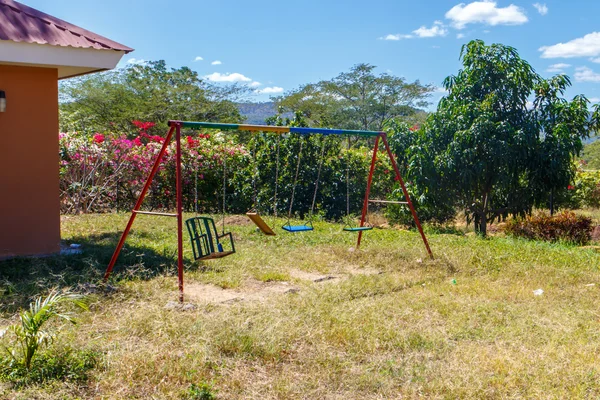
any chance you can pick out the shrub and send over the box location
[573,170,600,209]
[505,211,593,245]
[60,129,396,220]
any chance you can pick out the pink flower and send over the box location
[93,133,105,144]
[132,120,156,131]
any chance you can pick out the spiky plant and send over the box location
[0,290,88,370]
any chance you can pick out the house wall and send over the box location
[0,65,60,258]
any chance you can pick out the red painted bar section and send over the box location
[103,125,176,282]
[380,134,433,259]
[357,135,381,248]
[175,123,185,302]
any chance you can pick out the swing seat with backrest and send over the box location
[185,216,235,261]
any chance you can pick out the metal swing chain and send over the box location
[251,139,258,211]
[310,136,326,218]
[273,134,281,218]
[195,162,199,217]
[346,136,351,219]
[222,151,227,235]
[288,138,304,220]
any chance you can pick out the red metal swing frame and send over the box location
[103,121,433,302]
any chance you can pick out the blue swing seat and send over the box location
[282,224,314,233]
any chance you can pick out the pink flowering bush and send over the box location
[59,128,248,213]
[59,123,393,218]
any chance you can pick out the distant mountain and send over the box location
[237,102,277,125]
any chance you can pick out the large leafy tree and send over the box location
[276,63,433,130]
[407,40,599,235]
[60,60,246,135]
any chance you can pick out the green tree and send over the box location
[60,60,246,134]
[407,40,599,235]
[276,63,433,130]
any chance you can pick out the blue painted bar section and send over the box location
[168,120,382,137]
[289,127,381,137]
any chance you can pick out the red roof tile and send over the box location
[0,0,132,52]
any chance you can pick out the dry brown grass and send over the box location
[2,213,600,399]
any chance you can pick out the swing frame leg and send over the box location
[103,123,187,302]
[356,133,433,260]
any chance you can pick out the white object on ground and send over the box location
[533,289,544,296]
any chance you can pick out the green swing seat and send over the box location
[185,216,235,261]
[343,226,373,232]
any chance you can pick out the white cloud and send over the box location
[445,1,528,29]
[204,72,252,82]
[533,3,548,15]
[211,60,222,65]
[194,56,204,62]
[540,32,600,59]
[249,81,262,87]
[382,21,447,41]
[255,86,284,95]
[380,33,413,40]
[457,33,466,39]
[546,63,571,73]
[589,97,600,103]
[413,21,448,38]
[126,58,146,65]
[574,67,600,83]
[592,58,600,63]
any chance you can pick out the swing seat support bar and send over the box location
[133,210,178,217]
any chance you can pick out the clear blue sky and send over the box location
[26,0,600,107]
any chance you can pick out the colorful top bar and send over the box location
[168,121,383,137]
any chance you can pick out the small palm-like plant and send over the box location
[0,290,88,370]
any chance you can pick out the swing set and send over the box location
[103,120,433,302]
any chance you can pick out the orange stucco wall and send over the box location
[0,65,60,258]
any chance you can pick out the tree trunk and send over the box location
[476,191,489,236]
[479,212,487,236]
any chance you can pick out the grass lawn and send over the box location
[1,212,600,399]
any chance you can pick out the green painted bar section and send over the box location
[171,121,241,131]
[169,120,382,137]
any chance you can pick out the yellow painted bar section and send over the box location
[237,124,290,133]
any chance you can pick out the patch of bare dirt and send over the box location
[181,268,384,306]
[223,215,253,226]
[289,270,340,283]
[592,225,600,243]
[184,283,244,304]
[183,281,299,305]
[346,267,382,276]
